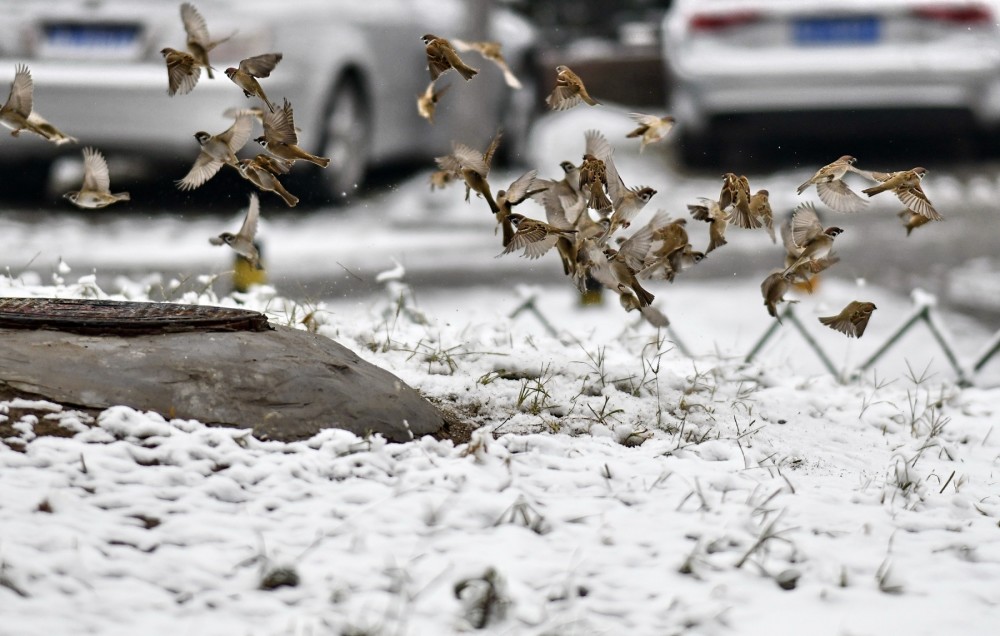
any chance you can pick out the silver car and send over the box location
[663,0,1000,164]
[0,0,536,200]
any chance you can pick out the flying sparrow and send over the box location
[545,65,599,111]
[496,169,546,247]
[434,129,503,213]
[898,208,937,236]
[256,98,331,168]
[422,34,478,81]
[451,39,521,89]
[531,160,582,209]
[719,173,754,229]
[210,193,262,269]
[779,215,840,287]
[180,3,230,80]
[498,213,577,259]
[589,209,670,306]
[639,217,696,281]
[797,155,868,213]
[63,147,130,209]
[782,202,844,276]
[605,150,656,234]
[176,111,254,190]
[429,169,456,191]
[0,64,76,144]
[160,47,202,96]
[862,167,941,220]
[625,113,675,152]
[416,80,451,123]
[749,189,775,241]
[819,301,877,338]
[225,53,283,113]
[618,290,670,328]
[237,155,299,207]
[760,271,794,320]
[578,153,613,213]
[688,197,729,253]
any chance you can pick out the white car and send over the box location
[663,0,1000,165]
[0,0,536,201]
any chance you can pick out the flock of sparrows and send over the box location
[428,50,941,339]
[1,2,335,270]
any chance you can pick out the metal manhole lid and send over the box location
[0,298,272,336]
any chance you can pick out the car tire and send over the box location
[317,77,370,204]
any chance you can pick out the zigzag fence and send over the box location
[509,288,1000,387]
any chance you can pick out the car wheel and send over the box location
[318,78,370,203]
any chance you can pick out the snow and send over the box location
[2,104,1000,635]
[2,262,1000,635]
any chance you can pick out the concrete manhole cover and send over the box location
[0,298,271,335]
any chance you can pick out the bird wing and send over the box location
[545,85,582,111]
[816,179,867,213]
[5,64,33,116]
[165,53,200,96]
[896,184,942,220]
[617,224,658,272]
[425,45,451,81]
[81,147,111,193]
[584,129,613,162]
[628,112,661,127]
[505,169,538,204]
[790,202,823,247]
[239,53,282,78]
[177,151,223,190]
[263,98,298,145]
[181,2,211,48]
[482,129,503,170]
[238,193,260,241]
[451,142,489,176]
[219,113,254,153]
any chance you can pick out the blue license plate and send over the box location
[44,23,141,49]
[793,16,880,45]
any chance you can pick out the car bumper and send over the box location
[669,48,1000,133]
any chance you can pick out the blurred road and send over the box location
[1,109,998,327]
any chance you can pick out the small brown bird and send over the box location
[63,147,130,209]
[176,112,254,190]
[429,169,455,191]
[862,167,941,220]
[719,173,754,228]
[819,301,877,338]
[496,169,546,247]
[237,156,299,207]
[782,203,843,276]
[688,197,729,253]
[0,64,76,144]
[625,113,675,152]
[545,65,599,111]
[591,210,671,307]
[579,153,611,213]
[422,34,478,81]
[225,53,283,113]
[160,47,201,96]
[619,292,670,328]
[639,218,698,282]
[451,39,521,89]
[748,189,775,241]
[181,3,230,80]
[257,98,331,168]
[798,155,868,213]
[210,193,262,269]
[605,153,656,234]
[897,208,937,236]
[498,213,576,259]
[780,215,839,289]
[416,80,451,123]
[760,271,794,320]
[434,129,503,213]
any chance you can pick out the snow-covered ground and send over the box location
[3,107,1000,634]
[2,264,1000,635]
